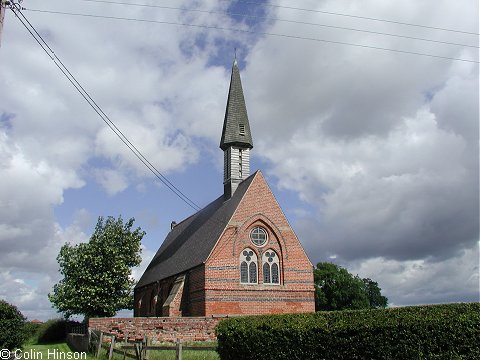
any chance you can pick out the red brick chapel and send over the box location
[134,60,315,317]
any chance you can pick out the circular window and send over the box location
[250,227,268,247]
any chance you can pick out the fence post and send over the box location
[175,339,182,360]
[123,332,128,360]
[88,328,91,350]
[134,343,142,360]
[108,336,115,360]
[96,332,104,358]
[143,336,149,360]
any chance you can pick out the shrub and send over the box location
[0,300,27,350]
[23,321,43,343]
[216,303,480,360]
[37,319,81,344]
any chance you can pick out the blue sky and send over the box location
[0,0,478,320]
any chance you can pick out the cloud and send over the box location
[243,0,478,304]
[349,242,480,306]
[94,168,129,196]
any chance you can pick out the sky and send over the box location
[0,0,478,320]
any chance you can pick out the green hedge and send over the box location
[37,319,81,344]
[215,303,480,360]
[0,300,26,350]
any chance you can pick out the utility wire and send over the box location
[12,3,246,266]
[25,8,479,64]
[9,3,202,212]
[10,5,249,235]
[76,0,480,36]
[59,0,479,49]
[226,0,479,36]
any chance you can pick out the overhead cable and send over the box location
[9,3,202,212]
[76,0,480,36]
[52,0,480,49]
[225,0,479,35]
[25,8,479,64]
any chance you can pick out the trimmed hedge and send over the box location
[0,300,26,350]
[37,319,81,344]
[215,303,480,360]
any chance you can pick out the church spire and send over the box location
[221,59,253,199]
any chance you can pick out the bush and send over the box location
[0,300,27,350]
[37,319,81,344]
[23,321,43,343]
[216,303,480,360]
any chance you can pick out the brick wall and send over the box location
[89,317,222,342]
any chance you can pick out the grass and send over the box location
[108,341,220,360]
[21,338,219,360]
[110,350,219,360]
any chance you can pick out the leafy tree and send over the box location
[314,262,388,311]
[49,216,144,319]
[0,300,26,350]
[363,278,388,309]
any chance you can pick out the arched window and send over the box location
[262,250,280,284]
[240,248,258,284]
[263,262,271,283]
[151,290,158,314]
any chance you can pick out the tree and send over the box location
[363,278,388,309]
[314,262,388,311]
[49,216,145,319]
[0,300,26,350]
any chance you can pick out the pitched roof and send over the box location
[220,60,253,151]
[135,172,257,289]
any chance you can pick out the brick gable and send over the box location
[204,171,315,315]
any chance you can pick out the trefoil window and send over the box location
[240,248,258,284]
[262,250,280,284]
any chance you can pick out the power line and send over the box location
[76,0,480,36]
[25,8,479,64]
[10,4,252,235]
[9,3,202,212]
[225,0,480,36]
[61,0,479,49]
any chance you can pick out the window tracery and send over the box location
[240,248,258,284]
[262,250,280,284]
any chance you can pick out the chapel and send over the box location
[134,60,315,317]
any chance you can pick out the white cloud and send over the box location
[94,168,129,196]
[244,0,478,304]
[349,243,480,305]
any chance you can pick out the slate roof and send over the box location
[135,172,257,289]
[220,60,253,150]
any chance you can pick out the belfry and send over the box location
[220,59,253,198]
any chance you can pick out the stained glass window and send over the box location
[240,248,257,284]
[262,250,280,285]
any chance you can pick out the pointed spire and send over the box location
[220,60,253,151]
